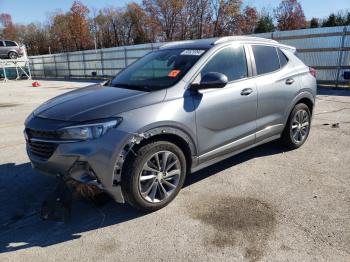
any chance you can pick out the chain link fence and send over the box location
[29,25,350,88]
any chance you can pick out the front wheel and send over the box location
[281,103,311,149]
[121,141,187,211]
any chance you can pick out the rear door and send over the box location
[193,44,257,163]
[250,45,300,142]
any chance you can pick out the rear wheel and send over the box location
[8,51,18,59]
[281,103,311,149]
[121,141,187,211]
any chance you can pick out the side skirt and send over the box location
[191,134,281,173]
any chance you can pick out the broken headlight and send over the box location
[60,118,122,140]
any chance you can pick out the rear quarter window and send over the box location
[0,41,4,47]
[252,45,280,75]
[277,48,289,68]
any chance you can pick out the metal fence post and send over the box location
[53,54,58,77]
[82,51,86,77]
[100,49,104,77]
[335,26,347,88]
[42,56,46,78]
[124,47,128,68]
[66,52,71,77]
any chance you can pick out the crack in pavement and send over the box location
[316,97,350,105]
[314,107,350,116]
[275,210,350,257]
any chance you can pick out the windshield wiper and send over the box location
[112,83,152,92]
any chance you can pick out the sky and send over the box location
[0,0,349,24]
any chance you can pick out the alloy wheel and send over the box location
[138,151,181,203]
[291,109,310,143]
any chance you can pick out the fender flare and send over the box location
[136,125,197,157]
[283,91,315,126]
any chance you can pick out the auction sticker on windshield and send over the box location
[181,50,205,56]
[168,70,181,77]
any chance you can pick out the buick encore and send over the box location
[24,37,317,211]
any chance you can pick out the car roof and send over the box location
[160,36,295,50]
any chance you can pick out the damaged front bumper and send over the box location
[25,118,138,203]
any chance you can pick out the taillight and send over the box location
[309,67,317,78]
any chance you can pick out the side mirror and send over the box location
[344,71,350,80]
[192,72,228,90]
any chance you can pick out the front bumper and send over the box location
[25,118,134,203]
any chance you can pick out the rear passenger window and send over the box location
[278,49,288,67]
[5,41,17,47]
[201,45,247,82]
[0,41,4,47]
[252,45,280,75]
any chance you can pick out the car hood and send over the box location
[34,84,166,121]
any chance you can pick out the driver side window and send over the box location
[201,45,247,82]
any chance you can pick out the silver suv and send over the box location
[24,37,316,211]
[0,40,23,59]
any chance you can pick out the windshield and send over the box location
[111,48,207,91]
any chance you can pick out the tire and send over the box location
[121,141,187,211]
[8,51,18,59]
[281,103,311,149]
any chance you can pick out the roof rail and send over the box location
[160,40,198,49]
[214,36,278,45]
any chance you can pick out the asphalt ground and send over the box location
[0,80,349,261]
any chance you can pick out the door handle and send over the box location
[285,78,295,85]
[240,88,253,96]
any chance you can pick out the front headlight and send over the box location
[60,118,122,140]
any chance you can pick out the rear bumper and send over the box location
[26,124,134,203]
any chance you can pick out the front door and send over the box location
[193,44,257,163]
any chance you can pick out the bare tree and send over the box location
[211,0,242,37]
[237,6,258,34]
[0,13,17,39]
[274,0,307,30]
[68,1,92,50]
[142,0,186,41]
[182,0,212,39]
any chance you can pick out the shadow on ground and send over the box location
[0,141,286,253]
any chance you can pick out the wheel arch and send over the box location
[296,97,314,115]
[284,92,315,126]
[129,127,197,173]
[8,50,18,57]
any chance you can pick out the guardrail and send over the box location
[29,25,350,88]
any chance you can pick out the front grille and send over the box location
[25,128,60,159]
[27,140,58,159]
[25,128,62,139]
